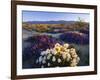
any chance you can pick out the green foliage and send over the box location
[76,17,85,28]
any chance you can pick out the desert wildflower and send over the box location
[51,48,57,55]
[39,56,42,63]
[43,56,46,60]
[61,52,67,59]
[41,51,46,56]
[70,62,77,67]
[55,43,61,47]
[47,53,52,60]
[66,53,71,61]
[54,46,61,53]
[42,60,46,64]
[52,56,56,62]
[36,42,80,68]
[70,58,78,67]
[60,46,66,52]
[58,58,61,63]
[45,49,51,54]
[63,43,69,49]
[48,63,50,66]
[70,48,76,53]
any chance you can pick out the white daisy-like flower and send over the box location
[66,53,71,61]
[61,53,67,59]
[71,58,77,63]
[70,51,77,58]
[39,56,42,63]
[70,58,78,67]
[45,49,51,54]
[54,43,61,47]
[70,48,76,54]
[70,62,77,67]
[58,58,61,63]
[48,63,50,66]
[49,53,52,57]
[63,43,69,49]
[42,60,46,64]
[47,54,51,60]
[52,56,56,62]
[65,49,70,53]
[41,51,46,56]
[72,53,78,58]
[52,48,57,55]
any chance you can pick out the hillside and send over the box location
[22,21,89,33]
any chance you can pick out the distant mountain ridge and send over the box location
[23,21,78,24]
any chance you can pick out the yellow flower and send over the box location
[60,46,66,52]
[54,43,63,54]
[54,46,61,53]
[54,43,70,55]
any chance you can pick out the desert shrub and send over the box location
[22,23,33,30]
[23,35,64,68]
[79,29,89,34]
[60,31,89,44]
[34,24,49,32]
[35,43,80,68]
[23,36,80,68]
[75,17,86,28]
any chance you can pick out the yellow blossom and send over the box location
[54,43,70,55]
[54,46,61,53]
[60,46,66,52]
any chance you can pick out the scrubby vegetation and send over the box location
[60,31,89,44]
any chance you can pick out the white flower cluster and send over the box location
[36,43,80,68]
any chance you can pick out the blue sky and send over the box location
[22,11,90,22]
